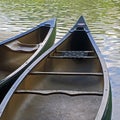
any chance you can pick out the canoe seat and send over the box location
[50,51,97,59]
[62,51,89,57]
[5,41,39,52]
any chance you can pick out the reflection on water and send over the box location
[0,0,120,119]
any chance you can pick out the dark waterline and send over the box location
[0,0,120,119]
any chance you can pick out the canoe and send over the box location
[0,18,56,101]
[0,16,112,120]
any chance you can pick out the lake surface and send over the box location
[0,0,120,119]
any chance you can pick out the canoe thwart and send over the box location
[29,71,103,76]
[15,90,103,96]
[5,41,40,52]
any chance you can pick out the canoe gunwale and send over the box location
[86,28,111,120]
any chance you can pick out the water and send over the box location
[0,0,120,119]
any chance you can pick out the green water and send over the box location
[0,0,120,119]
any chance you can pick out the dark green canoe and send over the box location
[0,16,112,120]
[0,18,56,101]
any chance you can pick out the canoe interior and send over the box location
[2,94,102,120]
[2,31,104,120]
[0,27,50,80]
